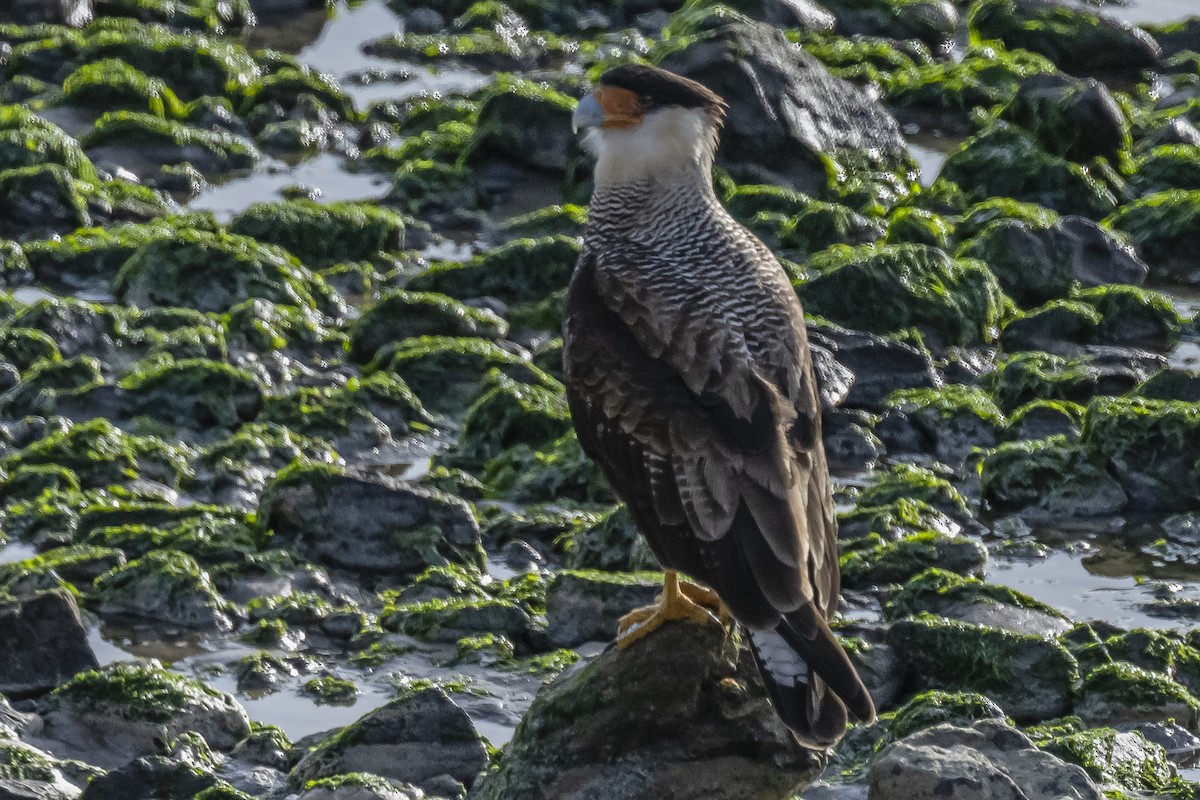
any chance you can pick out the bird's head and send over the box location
[573,64,727,187]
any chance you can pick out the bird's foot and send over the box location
[615,571,727,649]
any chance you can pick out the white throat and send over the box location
[584,107,719,188]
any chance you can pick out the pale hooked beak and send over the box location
[572,92,603,134]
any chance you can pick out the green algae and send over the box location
[987,351,1108,411]
[0,164,93,235]
[980,434,1127,514]
[1105,190,1200,280]
[840,532,987,588]
[260,372,431,442]
[80,110,258,173]
[885,567,1066,622]
[0,105,100,183]
[45,660,233,724]
[885,42,1055,115]
[348,290,508,363]
[796,243,1009,346]
[407,235,580,307]
[300,676,358,703]
[1130,145,1200,196]
[466,75,576,172]
[60,58,188,118]
[118,357,263,429]
[228,199,408,267]
[451,372,571,468]
[240,65,356,121]
[855,462,970,517]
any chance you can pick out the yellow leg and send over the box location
[616,571,729,649]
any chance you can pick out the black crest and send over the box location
[599,64,727,121]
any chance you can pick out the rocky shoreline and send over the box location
[0,0,1199,797]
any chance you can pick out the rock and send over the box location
[885,385,1004,466]
[1135,370,1200,402]
[1106,189,1200,285]
[466,77,576,174]
[960,215,1147,307]
[823,0,958,51]
[348,291,507,363]
[0,166,92,239]
[289,687,487,789]
[300,773,426,800]
[1080,396,1200,511]
[0,590,98,698]
[1075,663,1199,729]
[1038,725,1179,797]
[1130,144,1200,196]
[1000,301,1100,353]
[980,435,1129,517]
[39,661,251,769]
[797,244,1007,348]
[545,570,660,648]
[80,112,258,180]
[810,326,938,411]
[93,549,239,632]
[1000,74,1128,162]
[940,123,1117,218]
[840,533,987,589]
[660,21,907,193]
[449,373,572,468]
[869,719,1103,800]
[822,408,885,470]
[406,8,446,33]
[407,235,579,308]
[76,755,219,800]
[969,0,1160,75]
[472,622,821,800]
[885,569,1073,637]
[259,464,484,575]
[888,616,1077,723]
[0,0,91,26]
[228,201,411,269]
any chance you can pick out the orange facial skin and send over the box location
[595,86,647,128]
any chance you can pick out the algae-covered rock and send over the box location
[451,372,570,468]
[560,504,657,573]
[980,435,1128,516]
[1000,300,1101,352]
[116,358,263,430]
[885,384,1004,465]
[473,622,820,800]
[466,76,575,173]
[299,773,425,800]
[0,164,93,237]
[81,111,258,177]
[999,74,1129,163]
[0,106,99,183]
[94,549,238,631]
[869,719,1103,800]
[885,568,1072,637]
[60,58,188,119]
[1037,725,1184,796]
[840,533,987,588]
[987,351,1141,411]
[116,229,334,314]
[479,430,610,504]
[969,0,1161,75]
[1075,662,1199,728]
[1105,189,1200,284]
[288,687,487,790]
[1129,145,1200,196]
[228,200,409,267]
[1071,284,1183,351]
[40,661,250,768]
[258,462,484,575]
[958,214,1146,306]
[1080,396,1200,511]
[821,0,958,50]
[939,122,1117,218]
[406,235,579,307]
[797,243,1008,347]
[888,615,1077,722]
[240,65,356,121]
[0,590,98,698]
[348,290,507,363]
[660,20,907,193]
[855,462,970,520]
[382,595,532,643]
[544,569,660,648]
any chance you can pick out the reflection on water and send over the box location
[1102,0,1196,25]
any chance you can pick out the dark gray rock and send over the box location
[869,720,1103,800]
[0,0,91,26]
[661,21,907,194]
[810,326,938,411]
[260,467,484,575]
[812,343,854,408]
[0,591,97,698]
[0,780,79,800]
[405,7,446,33]
[1001,74,1128,162]
[472,622,822,800]
[545,570,659,648]
[1140,117,1200,149]
[822,408,885,471]
[289,687,488,789]
[77,756,217,800]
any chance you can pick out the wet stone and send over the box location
[0,590,97,698]
[288,687,488,791]
[869,719,1103,800]
[472,622,821,800]
[544,570,660,648]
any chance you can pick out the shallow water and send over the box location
[1101,0,1196,25]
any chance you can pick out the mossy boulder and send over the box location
[496,204,588,241]
[258,462,484,575]
[939,123,1117,218]
[479,430,610,505]
[115,229,335,314]
[968,0,1161,75]
[888,615,1078,722]
[855,462,971,520]
[796,243,1009,347]
[222,297,342,353]
[840,532,987,588]
[466,76,576,173]
[980,435,1128,516]
[0,544,125,594]
[0,164,93,237]
[885,384,1005,464]
[0,326,61,372]
[821,0,958,50]
[116,358,263,429]
[1105,189,1200,284]
[1129,145,1200,196]
[1080,397,1200,511]
[375,336,554,416]
[451,372,570,468]
[472,622,820,800]
[0,106,99,182]
[1039,726,1183,798]
[240,65,356,121]
[382,596,532,643]
[348,290,507,363]
[1071,284,1183,351]
[560,504,657,573]
[60,58,188,118]
[228,200,409,267]
[998,74,1129,163]
[1075,662,1199,729]
[407,235,579,308]
[1000,300,1101,352]
[94,548,238,631]
[288,687,487,790]
[886,568,1072,638]
[80,111,258,177]
[385,159,483,218]
[957,215,1147,307]
[41,661,251,768]
[987,351,1138,411]
[544,569,660,648]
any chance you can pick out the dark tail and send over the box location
[748,603,876,749]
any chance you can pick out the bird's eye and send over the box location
[638,94,653,107]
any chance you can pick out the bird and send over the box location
[562,63,876,749]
